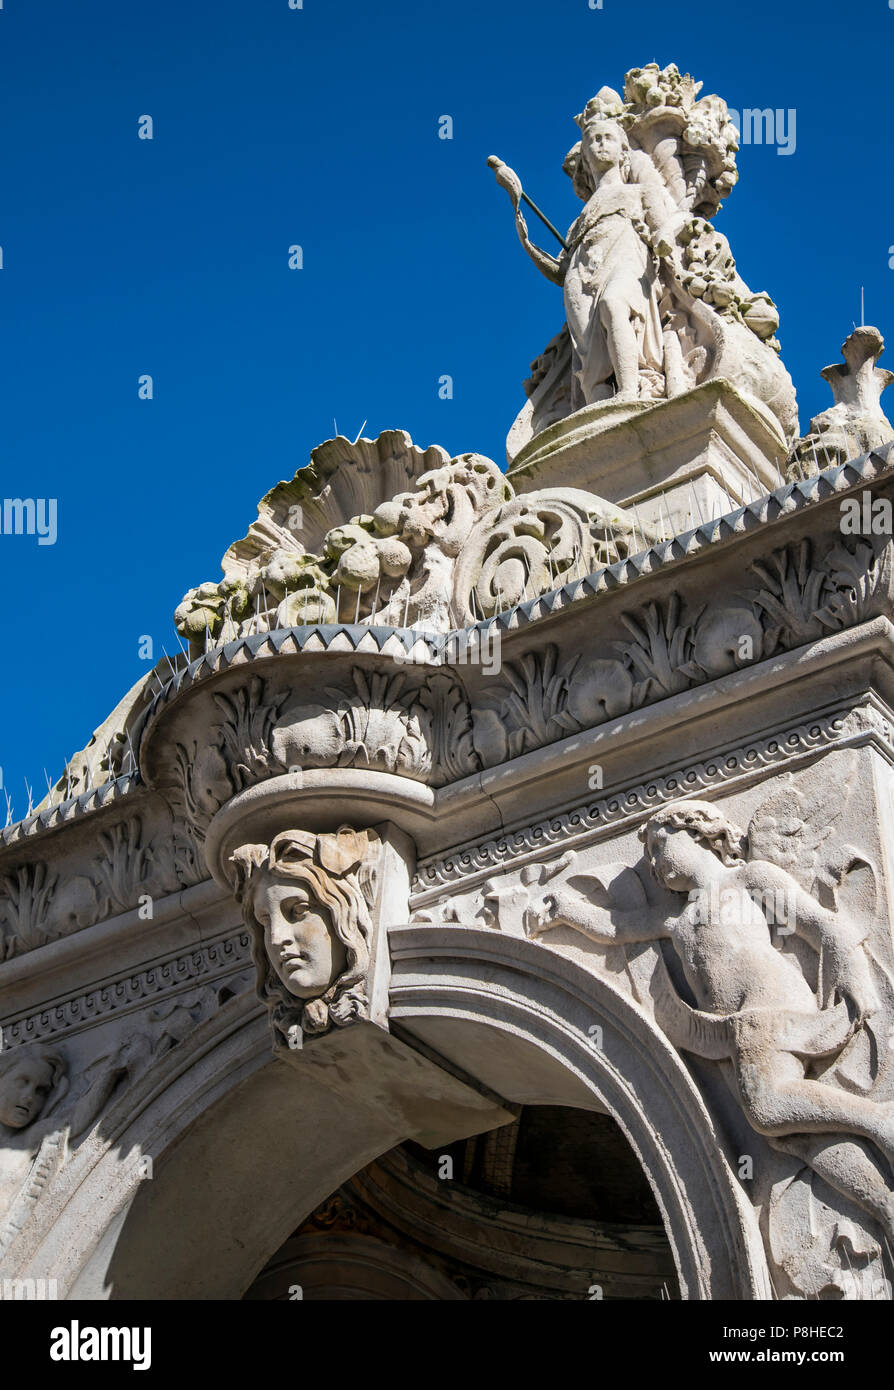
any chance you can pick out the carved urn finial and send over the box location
[789,326,894,478]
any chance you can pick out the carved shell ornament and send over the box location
[171,433,651,648]
[453,489,640,622]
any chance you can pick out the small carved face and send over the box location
[646,823,716,892]
[253,880,347,999]
[582,120,625,175]
[0,1059,55,1129]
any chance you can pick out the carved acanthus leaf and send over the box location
[0,863,57,958]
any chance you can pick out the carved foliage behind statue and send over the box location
[174,441,645,646]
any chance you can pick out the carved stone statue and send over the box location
[512,114,678,405]
[789,326,894,478]
[489,63,798,457]
[230,827,380,1046]
[524,797,894,1250]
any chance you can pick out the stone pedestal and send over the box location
[507,379,789,534]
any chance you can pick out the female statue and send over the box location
[514,111,679,405]
[489,64,798,453]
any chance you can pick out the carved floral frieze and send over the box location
[0,814,196,960]
[472,534,893,767]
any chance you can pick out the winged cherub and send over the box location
[524,797,894,1237]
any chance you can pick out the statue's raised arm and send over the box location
[487,156,566,286]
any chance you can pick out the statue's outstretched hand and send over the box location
[524,882,611,940]
[825,939,881,1023]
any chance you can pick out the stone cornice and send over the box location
[3,443,893,857]
[412,678,894,898]
[0,925,253,1047]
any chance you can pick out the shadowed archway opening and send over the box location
[243,1105,679,1300]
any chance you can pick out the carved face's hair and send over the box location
[0,1042,68,1113]
[640,800,747,868]
[229,827,379,1040]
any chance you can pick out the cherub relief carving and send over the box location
[523,787,894,1257]
[0,1038,146,1258]
[230,826,380,1047]
[0,981,251,1262]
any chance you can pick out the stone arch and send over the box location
[18,928,768,1300]
[35,1007,511,1300]
[387,926,771,1301]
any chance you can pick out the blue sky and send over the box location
[0,0,891,816]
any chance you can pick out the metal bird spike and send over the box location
[24,777,33,817]
[631,502,648,551]
[689,479,705,528]
[4,790,12,828]
[660,494,674,544]
[161,646,177,681]
[126,729,138,777]
[745,458,764,505]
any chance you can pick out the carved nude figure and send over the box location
[524,799,894,1234]
[230,826,379,1044]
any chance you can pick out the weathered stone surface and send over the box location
[489,62,798,465]
[2,59,894,1304]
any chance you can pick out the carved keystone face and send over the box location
[253,879,347,1000]
[0,1059,54,1129]
[646,823,718,893]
